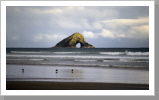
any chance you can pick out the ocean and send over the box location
[6,48,149,69]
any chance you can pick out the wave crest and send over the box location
[100,51,149,56]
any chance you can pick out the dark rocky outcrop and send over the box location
[53,32,95,48]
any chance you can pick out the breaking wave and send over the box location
[6,54,148,59]
[100,51,149,56]
[74,59,97,62]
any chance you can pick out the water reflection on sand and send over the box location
[6,65,149,84]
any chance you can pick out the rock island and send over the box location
[53,32,95,48]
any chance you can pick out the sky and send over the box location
[6,6,149,48]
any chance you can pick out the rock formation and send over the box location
[53,32,95,48]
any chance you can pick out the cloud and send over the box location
[82,31,96,39]
[130,25,149,34]
[82,30,116,39]
[15,7,64,15]
[100,29,114,38]
[128,25,149,38]
[42,8,63,14]
[82,21,148,39]
[80,17,149,40]
[33,33,66,42]
[92,22,103,30]
[98,17,149,39]
[102,17,148,26]
[117,34,126,38]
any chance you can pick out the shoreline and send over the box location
[6,63,149,70]
[6,81,149,90]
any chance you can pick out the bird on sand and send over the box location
[55,69,58,73]
[71,69,73,73]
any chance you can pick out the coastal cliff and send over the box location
[53,32,95,48]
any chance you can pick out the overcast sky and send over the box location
[6,6,149,48]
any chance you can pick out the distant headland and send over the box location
[53,32,95,48]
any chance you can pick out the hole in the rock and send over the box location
[76,43,80,48]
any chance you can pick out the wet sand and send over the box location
[6,81,149,90]
[6,64,149,90]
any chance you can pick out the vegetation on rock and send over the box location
[53,32,95,48]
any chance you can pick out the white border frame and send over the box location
[1,1,154,96]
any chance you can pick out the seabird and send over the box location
[55,69,58,73]
[71,69,73,73]
[22,69,24,73]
